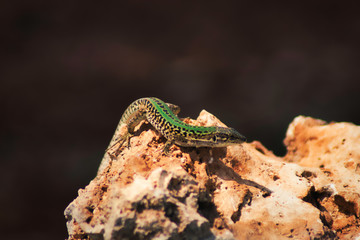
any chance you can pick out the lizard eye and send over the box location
[212,135,217,142]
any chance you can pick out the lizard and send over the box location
[106,97,246,157]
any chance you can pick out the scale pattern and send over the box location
[107,97,246,155]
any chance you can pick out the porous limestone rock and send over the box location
[65,112,360,239]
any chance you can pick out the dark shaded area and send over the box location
[334,195,358,216]
[1,1,360,239]
[231,190,252,223]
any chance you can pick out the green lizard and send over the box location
[107,97,246,156]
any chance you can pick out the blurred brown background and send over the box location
[1,1,360,239]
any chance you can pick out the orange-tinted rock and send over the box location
[65,113,360,239]
[284,116,360,239]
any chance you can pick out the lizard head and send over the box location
[211,126,247,146]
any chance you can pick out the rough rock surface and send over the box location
[65,111,360,239]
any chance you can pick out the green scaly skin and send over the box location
[107,97,246,156]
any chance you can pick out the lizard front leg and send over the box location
[161,138,175,156]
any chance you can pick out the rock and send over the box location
[65,112,360,239]
[284,116,360,239]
